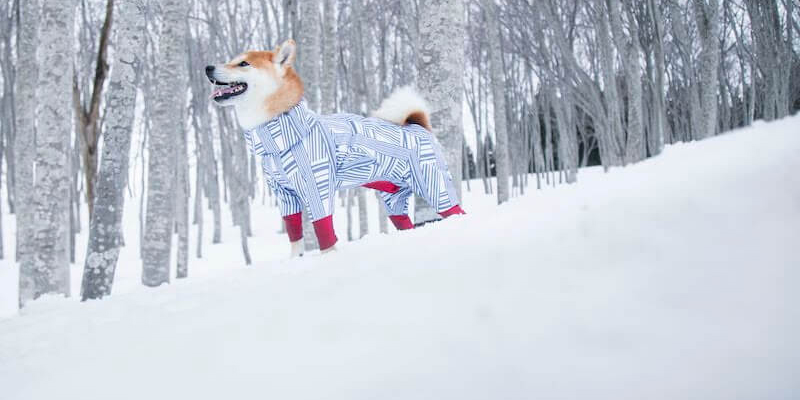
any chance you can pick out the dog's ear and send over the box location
[275,39,296,68]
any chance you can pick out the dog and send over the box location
[206,39,465,257]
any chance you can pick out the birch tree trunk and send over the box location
[0,2,14,256]
[483,0,510,204]
[0,124,3,259]
[142,0,188,286]
[188,34,222,245]
[321,0,336,115]
[648,0,667,155]
[692,0,720,139]
[204,127,222,245]
[415,0,465,222]
[297,0,321,110]
[0,2,15,218]
[358,0,385,232]
[193,145,203,258]
[594,0,625,166]
[357,188,368,238]
[26,0,75,302]
[81,0,145,300]
[176,106,189,278]
[746,0,791,120]
[542,89,555,185]
[15,0,39,305]
[668,2,702,140]
[377,192,388,233]
[346,189,354,241]
[553,90,578,183]
[359,0,378,111]
[782,0,793,118]
[607,0,645,163]
[297,0,321,250]
[351,1,372,235]
[527,71,545,188]
[229,116,253,265]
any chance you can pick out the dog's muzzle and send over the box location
[206,65,248,101]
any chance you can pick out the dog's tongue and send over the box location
[210,85,235,99]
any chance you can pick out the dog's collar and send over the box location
[244,100,314,155]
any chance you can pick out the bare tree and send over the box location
[142,0,189,286]
[607,0,646,163]
[321,0,337,115]
[175,70,190,278]
[0,0,16,250]
[25,0,75,302]
[187,21,222,251]
[297,0,321,110]
[465,3,491,194]
[415,0,466,223]
[74,0,114,217]
[14,0,39,304]
[746,0,793,120]
[81,0,146,300]
[483,0,511,204]
[297,0,322,250]
[357,0,377,236]
[692,0,721,139]
[644,0,667,155]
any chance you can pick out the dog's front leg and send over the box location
[313,215,338,254]
[290,239,305,258]
[284,213,305,258]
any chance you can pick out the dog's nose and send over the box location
[205,65,215,78]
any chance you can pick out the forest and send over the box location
[0,0,797,310]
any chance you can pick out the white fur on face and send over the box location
[209,59,281,130]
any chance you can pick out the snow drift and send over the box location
[1,116,798,400]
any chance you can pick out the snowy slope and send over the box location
[1,116,799,400]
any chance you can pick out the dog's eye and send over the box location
[238,61,250,67]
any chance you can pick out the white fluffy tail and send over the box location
[371,86,432,131]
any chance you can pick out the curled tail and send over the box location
[371,86,432,131]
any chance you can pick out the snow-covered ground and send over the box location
[1,116,799,400]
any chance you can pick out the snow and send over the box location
[1,116,799,399]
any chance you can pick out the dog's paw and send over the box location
[290,240,304,258]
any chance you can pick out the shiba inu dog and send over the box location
[206,39,464,257]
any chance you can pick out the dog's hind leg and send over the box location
[408,147,465,221]
[376,186,415,230]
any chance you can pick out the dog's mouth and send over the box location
[209,79,248,101]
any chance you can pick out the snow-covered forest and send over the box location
[0,0,799,398]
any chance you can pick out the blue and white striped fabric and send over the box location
[243,101,460,221]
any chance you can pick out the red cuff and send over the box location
[283,213,303,242]
[389,215,414,230]
[312,215,338,250]
[362,180,401,193]
[439,205,466,218]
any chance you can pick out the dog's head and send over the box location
[205,39,298,108]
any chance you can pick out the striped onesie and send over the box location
[243,101,464,249]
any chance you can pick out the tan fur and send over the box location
[264,68,304,117]
[237,50,274,68]
[404,110,432,131]
[237,46,304,120]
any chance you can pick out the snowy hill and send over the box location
[1,116,799,400]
